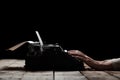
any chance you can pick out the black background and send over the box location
[0,5,120,60]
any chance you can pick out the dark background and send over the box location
[0,5,120,60]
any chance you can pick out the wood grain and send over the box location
[0,59,120,80]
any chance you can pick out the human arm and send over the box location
[68,50,113,70]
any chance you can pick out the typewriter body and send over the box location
[24,31,84,71]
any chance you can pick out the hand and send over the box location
[68,50,85,57]
[68,50,86,60]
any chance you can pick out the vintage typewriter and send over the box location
[24,31,84,71]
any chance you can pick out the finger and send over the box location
[71,55,80,60]
[68,50,78,52]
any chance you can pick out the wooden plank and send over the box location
[55,71,88,80]
[9,71,25,80]
[0,70,25,80]
[106,71,120,79]
[0,71,13,80]
[0,59,18,69]
[0,59,25,80]
[0,59,25,71]
[0,59,53,80]
[8,60,25,67]
[22,71,53,80]
[81,71,120,80]
[1,59,120,80]
[0,71,25,80]
[0,66,53,80]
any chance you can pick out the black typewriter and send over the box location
[24,31,84,71]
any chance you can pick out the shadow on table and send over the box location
[1,67,25,71]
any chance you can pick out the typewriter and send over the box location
[24,31,84,71]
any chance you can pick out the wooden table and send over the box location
[0,59,120,80]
